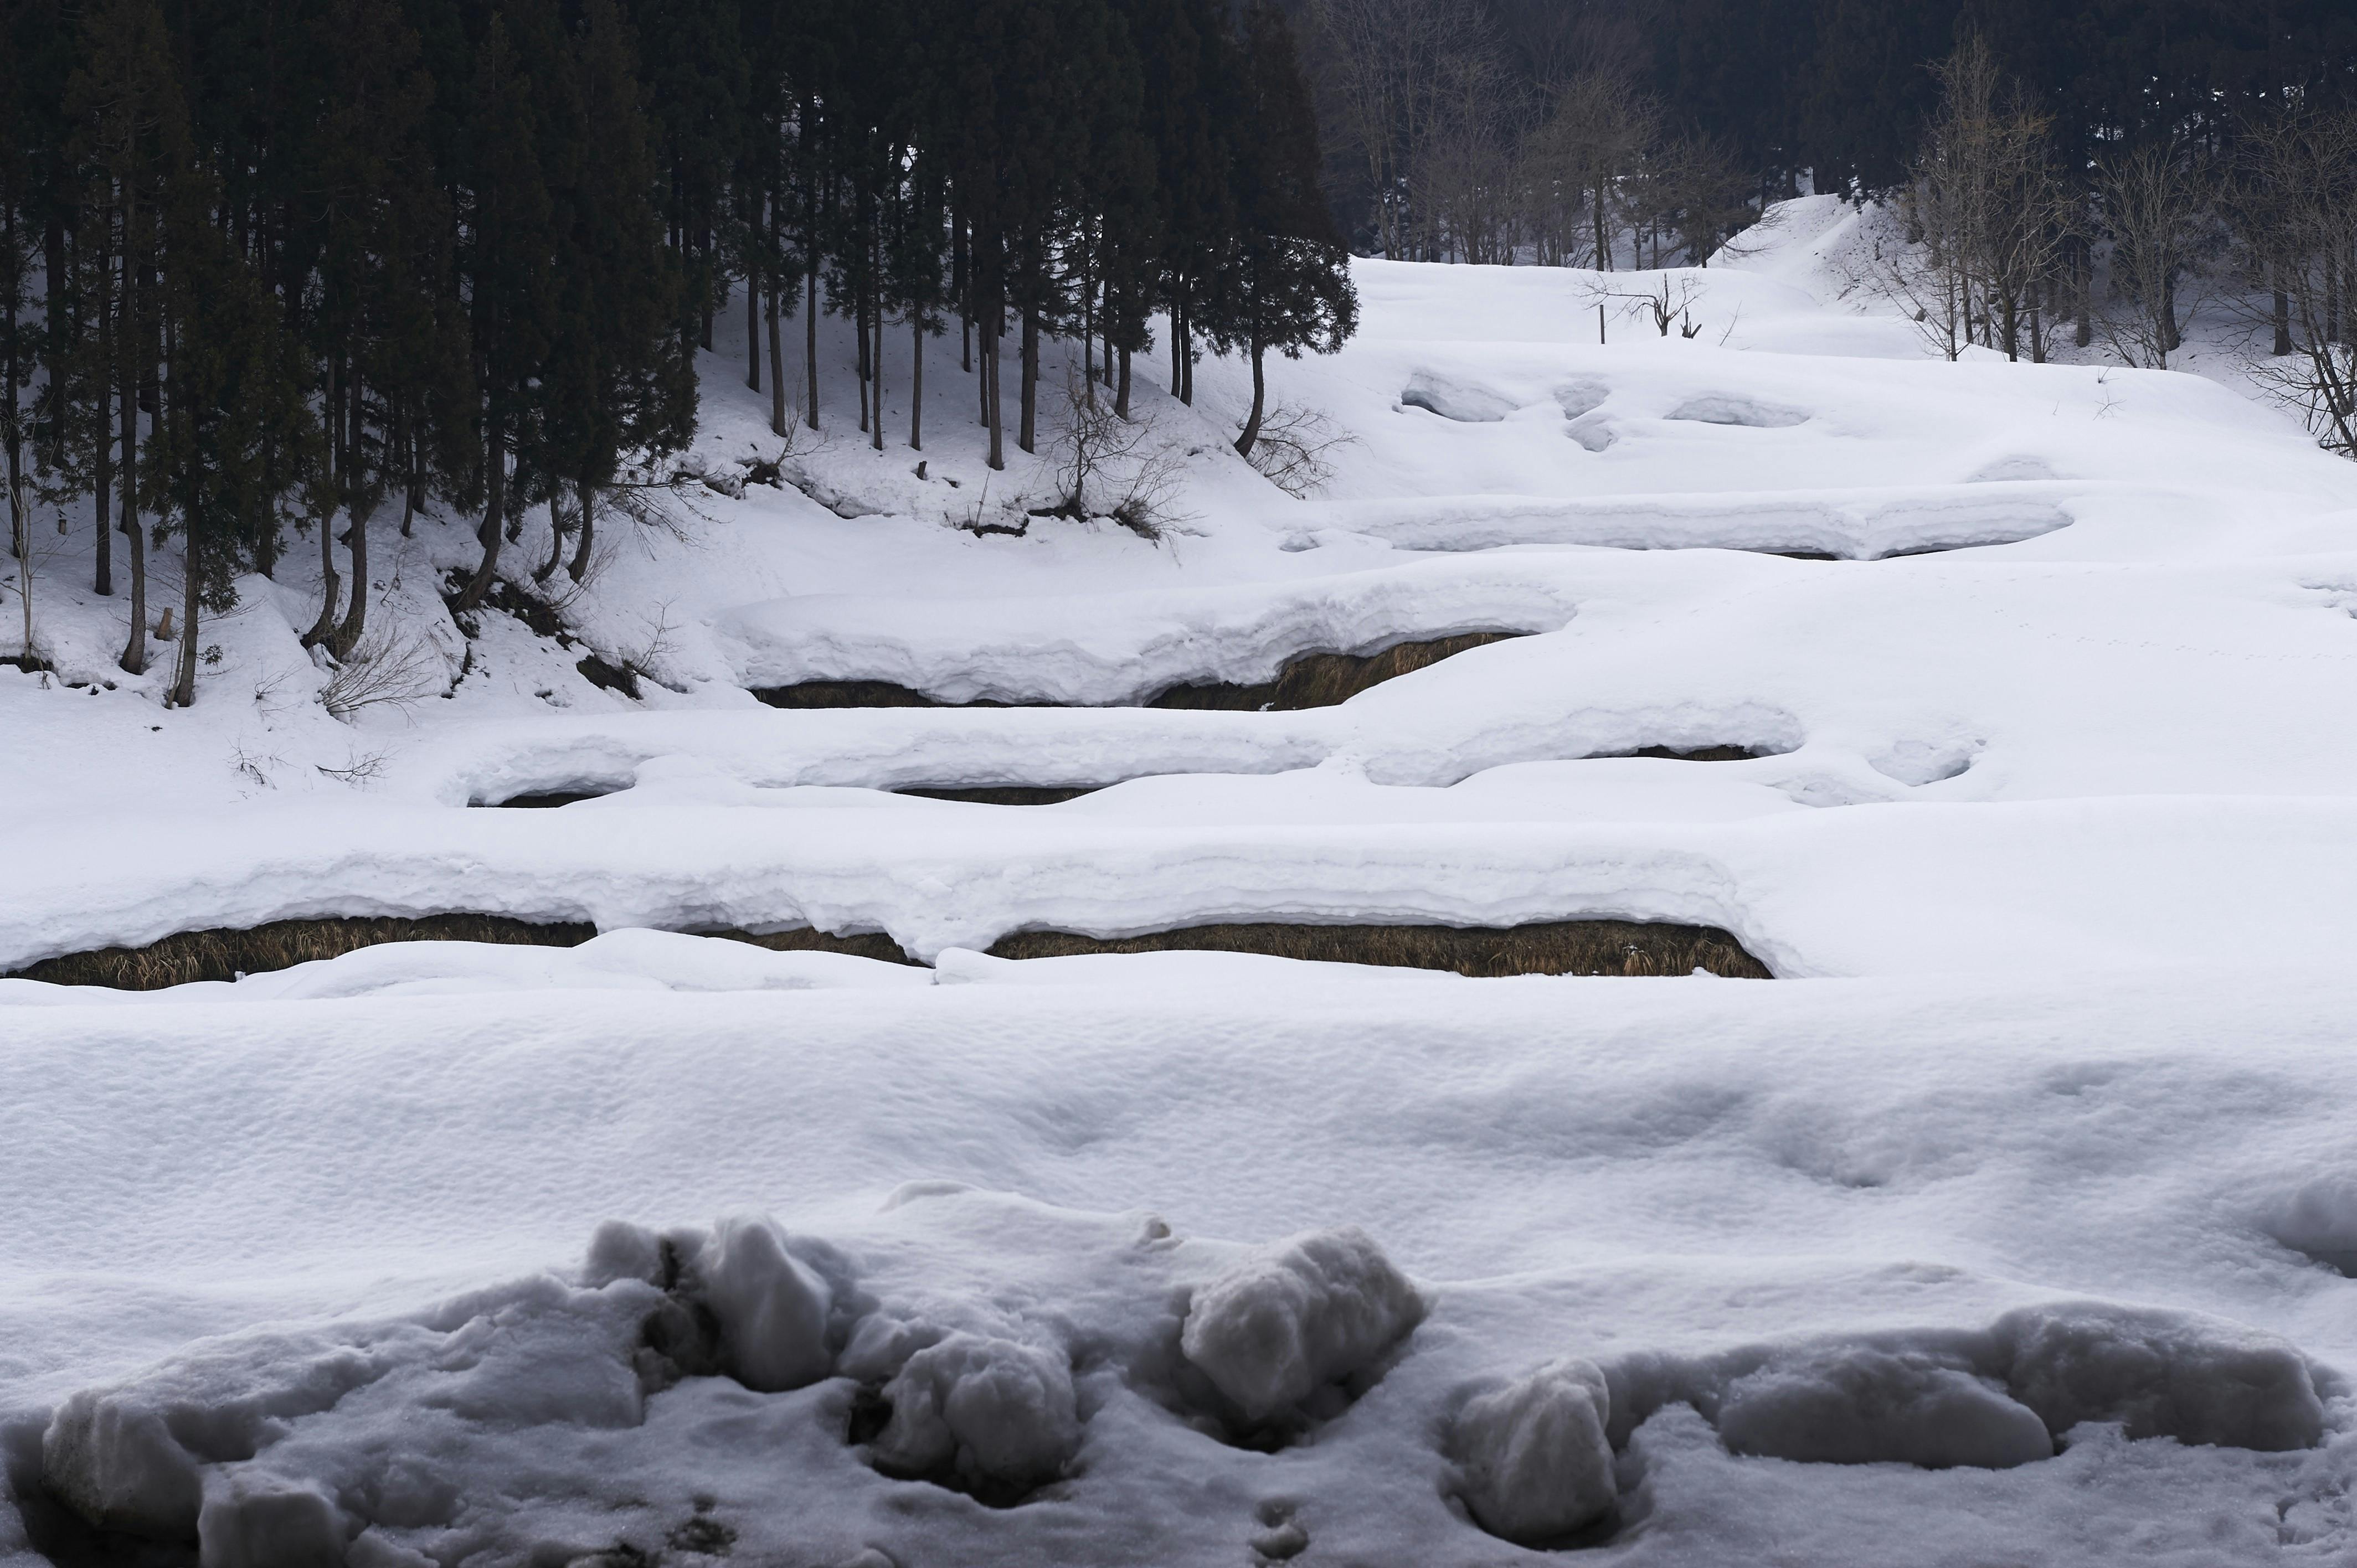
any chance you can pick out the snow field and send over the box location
[7,198,2357,1562]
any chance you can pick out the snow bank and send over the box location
[1451,1358,1617,1543]
[1179,1226,1424,1426]
[694,1216,836,1394]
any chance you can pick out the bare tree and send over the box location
[2235,109,2357,458]
[1521,71,1654,269]
[2094,139,2216,370]
[1888,38,2075,362]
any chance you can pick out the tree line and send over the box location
[1,0,1353,698]
[1298,0,2357,269]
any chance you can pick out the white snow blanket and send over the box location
[5,199,2357,1565]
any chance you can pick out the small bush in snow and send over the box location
[1240,402,1355,499]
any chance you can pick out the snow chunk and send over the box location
[1180,1226,1423,1425]
[198,1472,348,1568]
[697,1215,835,1393]
[42,1339,384,1538]
[1996,1302,2324,1451]
[1715,1348,2052,1469]
[1452,1358,1617,1544]
[869,1333,1080,1492]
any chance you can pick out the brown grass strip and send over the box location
[751,631,1525,712]
[9,917,925,990]
[986,919,1772,978]
[896,785,1104,805]
[9,915,600,991]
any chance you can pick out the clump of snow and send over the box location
[198,1472,349,1568]
[1179,1225,1423,1426]
[867,1333,1080,1494]
[1713,1347,2052,1469]
[694,1215,837,1394]
[1994,1302,2326,1452]
[1450,1357,1617,1544]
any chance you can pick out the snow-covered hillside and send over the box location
[6,202,2357,1565]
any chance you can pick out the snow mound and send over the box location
[1178,1226,1424,1426]
[867,1333,1080,1494]
[1994,1302,2325,1452]
[1664,394,1809,429]
[2258,1173,2357,1276]
[1401,373,1516,423]
[1451,1358,1617,1544]
[1713,1348,2051,1470]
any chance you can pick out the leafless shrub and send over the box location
[1580,274,1705,337]
[315,749,393,787]
[321,626,447,720]
[1046,368,1188,539]
[1242,402,1357,499]
[2232,108,2357,458]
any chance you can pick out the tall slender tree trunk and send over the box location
[745,246,761,391]
[909,317,923,451]
[167,519,198,706]
[2273,264,2293,357]
[1170,288,1184,396]
[1115,345,1131,421]
[117,205,144,677]
[305,357,344,647]
[92,225,114,597]
[870,298,884,453]
[1018,308,1038,454]
[805,264,820,430]
[986,320,1003,471]
[1180,305,1195,406]
[455,419,507,613]
[332,478,373,661]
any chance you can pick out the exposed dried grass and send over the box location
[751,631,1524,713]
[10,915,600,990]
[985,919,1773,979]
[896,785,1102,805]
[704,928,918,964]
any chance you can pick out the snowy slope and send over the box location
[6,206,2357,1566]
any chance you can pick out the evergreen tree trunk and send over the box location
[91,223,113,596]
[986,321,1003,471]
[456,421,507,612]
[805,265,820,430]
[2073,239,2093,348]
[2273,266,2293,357]
[305,358,344,647]
[117,224,143,676]
[909,317,923,451]
[870,300,884,453]
[1180,307,1195,406]
[766,292,786,435]
[568,479,594,582]
[1018,308,1037,455]
[1234,330,1267,458]
[167,517,198,706]
[534,492,565,581]
[332,489,370,660]
[1115,345,1131,421]
[43,209,65,475]
[1170,288,1184,396]
[745,265,760,393]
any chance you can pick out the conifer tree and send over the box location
[1207,1,1357,460]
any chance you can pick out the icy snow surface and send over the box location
[6,200,2357,1564]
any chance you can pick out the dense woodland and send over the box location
[0,0,1351,700]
